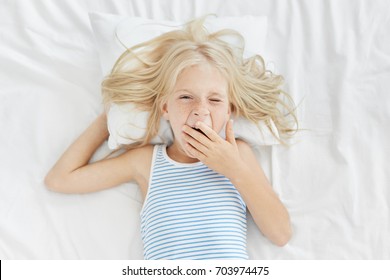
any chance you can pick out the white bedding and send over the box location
[1,0,389,259]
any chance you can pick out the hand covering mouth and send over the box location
[192,127,207,137]
[186,113,212,138]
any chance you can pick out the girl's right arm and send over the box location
[44,113,149,194]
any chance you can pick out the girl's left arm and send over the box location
[230,140,292,246]
[182,120,292,246]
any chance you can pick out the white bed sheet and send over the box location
[1,0,389,259]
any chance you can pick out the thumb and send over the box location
[225,119,236,144]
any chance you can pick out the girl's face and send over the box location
[162,63,231,162]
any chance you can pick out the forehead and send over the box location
[174,63,228,95]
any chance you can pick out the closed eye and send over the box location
[179,95,192,100]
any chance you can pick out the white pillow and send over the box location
[88,12,280,149]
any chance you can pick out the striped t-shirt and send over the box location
[140,144,248,260]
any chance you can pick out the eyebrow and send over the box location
[174,89,193,94]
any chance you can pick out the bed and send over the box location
[1,0,389,259]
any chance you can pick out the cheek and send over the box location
[210,107,230,132]
[167,105,188,132]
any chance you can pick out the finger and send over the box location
[195,122,220,142]
[225,119,236,145]
[185,143,206,160]
[182,124,212,147]
[182,131,209,155]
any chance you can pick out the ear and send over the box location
[227,103,234,119]
[162,102,169,121]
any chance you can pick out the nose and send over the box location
[186,102,212,127]
[191,99,211,119]
[192,106,210,118]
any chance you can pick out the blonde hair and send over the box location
[102,15,298,147]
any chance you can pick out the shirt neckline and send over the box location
[162,145,204,167]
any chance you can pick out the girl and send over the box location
[45,16,297,260]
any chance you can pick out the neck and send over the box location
[166,143,200,164]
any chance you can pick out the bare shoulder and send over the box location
[235,140,272,190]
[123,144,154,175]
[124,144,154,161]
[236,139,255,157]
[124,144,154,197]
[236,139,261,169]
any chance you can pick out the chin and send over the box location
[181,143,194,158]
[178,140,197,159]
